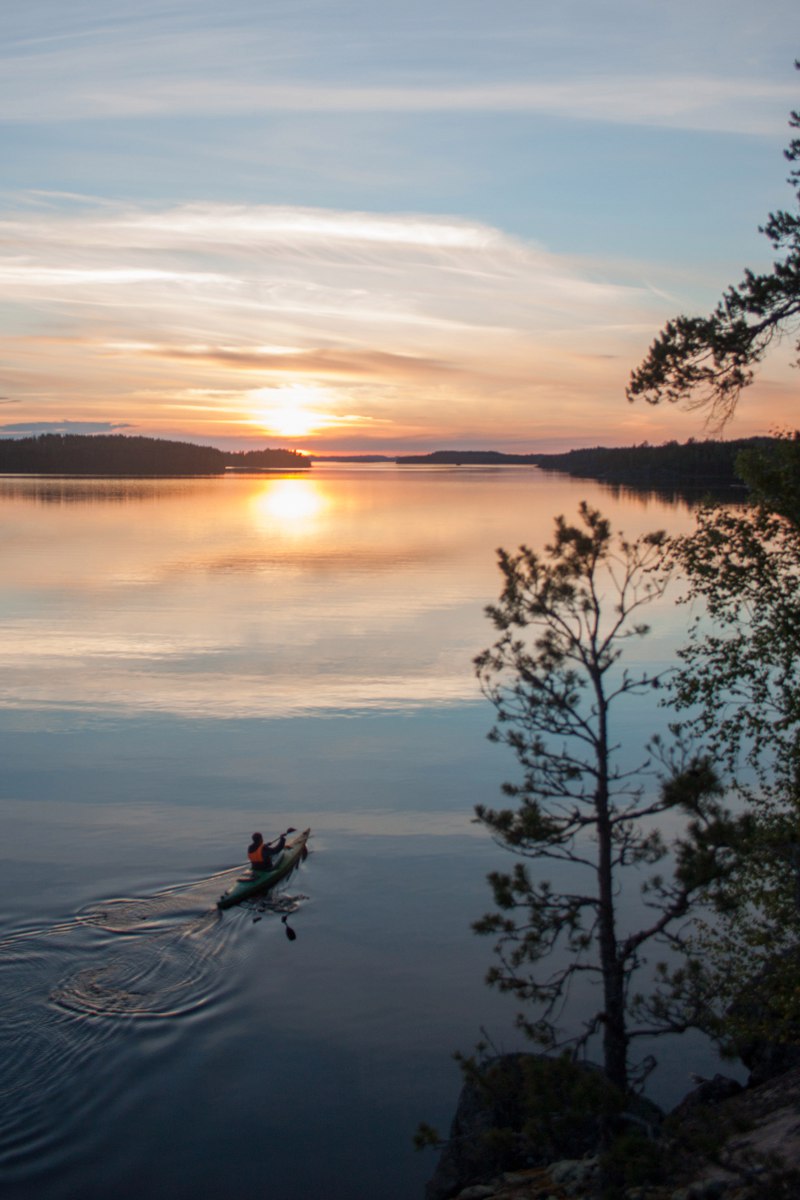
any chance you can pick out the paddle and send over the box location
[266,826,297,851]
[281,914,297,941]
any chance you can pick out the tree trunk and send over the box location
[596,806,628,1094]
[594,667,628,1095]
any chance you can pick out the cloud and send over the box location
[152,345,459,380]
[0,420,134,436]
[1,0,793,138]
[1,25,794,136]
[106,77,796,135]
[4,77,795,136]
[0,200,651,332]
[0,196,707,447]
[1,195,794,449]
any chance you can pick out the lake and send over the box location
[0,465,715,1200]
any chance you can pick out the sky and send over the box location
[1,1,798,454]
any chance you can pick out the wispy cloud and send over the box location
[3,71,794,135]
[2,1,793,137]
[1,195,794,449]
[155,346,460,379]
[0,420,133,435]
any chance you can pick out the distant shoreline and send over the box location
[0,433,776,492]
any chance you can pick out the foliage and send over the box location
[670,498,800,797]
[598,1128,669,1198]
[412,1122,442,1152]
[654,490,800,1044]
[627,71,800,429]
[621,59,800,1045]
[416,1049,672,1200]
[736,429,800,523]
[415,1051,625,1179]
[457,1051,625,1159]
[473,502,739,1093]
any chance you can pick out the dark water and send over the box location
[0,467,715,1199]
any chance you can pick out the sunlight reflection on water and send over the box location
[0,466,698,721]
[0,466,716,1200]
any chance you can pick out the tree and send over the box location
[626,71,800,430]
[621,72,800,1045]
[654,493,800,1046]
[473,503,736,1095]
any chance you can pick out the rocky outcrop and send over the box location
[425,1055,660,1200]
[424,1056,800,1200]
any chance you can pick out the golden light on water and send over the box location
[251,478,328,530]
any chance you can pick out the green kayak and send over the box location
[217,828,310,910]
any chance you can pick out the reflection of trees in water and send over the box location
[0,477,202,505]
[532,436,770,510]
[598,480,748,511]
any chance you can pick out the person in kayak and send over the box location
[248,830,288,872]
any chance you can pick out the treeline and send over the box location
[529,437,771,488]
[0,434,310,474]
[227,447,310,470]
[397,439,776,489]
[397,450,539,465]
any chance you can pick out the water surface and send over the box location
[0,466,708,1200]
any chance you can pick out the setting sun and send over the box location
[250,384,332,439]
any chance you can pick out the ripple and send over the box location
[0,871,308,1183]
[50,909,227,1019]
[80,869,241,934]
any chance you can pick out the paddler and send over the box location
[247,830,292,872]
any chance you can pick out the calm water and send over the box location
[0,466,710,1200]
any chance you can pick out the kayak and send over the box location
[217,828,311,910]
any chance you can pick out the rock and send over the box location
[424,1054,636,1200]
[424,1055,531,1200]
[670,1075,743,1118]
[665,1062,800,1198]
[741,1039,800,1088]
[680,1180,731,1200]
[548,1156,600,1192]
[427,1054,800,1200]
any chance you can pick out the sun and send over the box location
[250,384,331,439]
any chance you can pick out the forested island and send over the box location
[397,449,539,465]
[0,434,310,474]
[397,438,772,492]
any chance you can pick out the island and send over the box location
[0,434,311,475]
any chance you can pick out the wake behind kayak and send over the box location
[217,828,310,910]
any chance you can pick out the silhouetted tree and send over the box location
[627,70,800,429]
[473,503,737,1094]
[651,484,800,1046]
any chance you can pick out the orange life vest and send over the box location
[248,843,269,866]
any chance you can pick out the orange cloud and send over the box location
[149,345,459,379]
